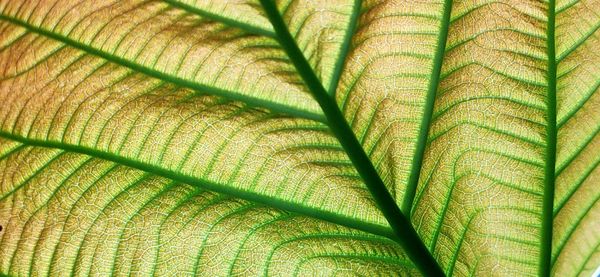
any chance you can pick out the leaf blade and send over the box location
[259,1,443,275]
[0,1,324,121]
[552,0,600,275]
[0,139,417,276]
[410,1,552,275]
[333,0,453,214]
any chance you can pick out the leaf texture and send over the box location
[0,0,413,275]
[0,0,598,276]
[0,0,322,119]
[334,0,449,211]
[0,1,395,234]
[552,0,600,276]
[412,1,551,275]
[0,139,417,276]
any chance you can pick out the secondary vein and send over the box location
[327,0,362,95]
[0,14,325,123]
[402,0,454,216]
[0,131,395,241]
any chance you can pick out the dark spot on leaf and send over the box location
[0,225,2,232]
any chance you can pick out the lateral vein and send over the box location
[0,14,326,123]
[402,0,454,216]
[161,0,276,38]
[0,131,395,241]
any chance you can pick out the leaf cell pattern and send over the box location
[0,0,598,276]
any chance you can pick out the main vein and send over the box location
[402,0,454,216]
[541,0,557,276]
[258,1,444,276]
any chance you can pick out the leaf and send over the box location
[413,1,552,275]
[0,0,598,276]
[0,141,417,276]
[552,0,600,276]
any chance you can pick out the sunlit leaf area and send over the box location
[0,0,598,276]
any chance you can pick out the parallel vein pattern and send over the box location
[334,0,448,209]
[0,0,599,276]
[0,139,417,276]
[0,0,427,275]
[0,0,323,119]
[552,0,600,275]
[0,0,399,250]
[0,38,392,232]
[411,1,550,275]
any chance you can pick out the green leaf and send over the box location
[552,0,600,276]
[0,0,598,276]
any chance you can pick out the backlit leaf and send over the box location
[0,0,597,276]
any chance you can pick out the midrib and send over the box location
[541,0,558,276]
[258,0,444,276]
[0,3,450,275]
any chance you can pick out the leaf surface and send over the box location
[0,140,416,276]
[412,1,550,275]
[552,0,600,275]
[0,0,598,276]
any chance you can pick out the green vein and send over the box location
[327,0,362,95]
[556,21,600,62]
[258,1,444,276]
[541,1,557,276]
[402,0,453,216]
[556,123,600,177]
[161,0,276,38]
[556,0,579,14]
[0,15,326,123]
[148,186,200,277]
[22,157,94,276]
[72,172,154,277]
[104,180,179,276]
[0,131,394,243]
[557,79,600,128]
[227,214,292,275]
[554,154,600,217]
[552,192,600,266]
